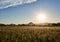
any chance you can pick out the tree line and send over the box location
[0,22,60,26]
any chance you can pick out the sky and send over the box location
[0,0,60,24]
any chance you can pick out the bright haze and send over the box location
[0,0,60,24]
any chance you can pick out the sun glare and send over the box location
[38,14,46,20]
[35,12,47,23]
[36,12,46,22]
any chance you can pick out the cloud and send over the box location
[0,0,37,9]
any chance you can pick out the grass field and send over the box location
[0,26,60,42]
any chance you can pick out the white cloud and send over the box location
[0,0,37,9]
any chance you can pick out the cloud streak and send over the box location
[0,0,37,9]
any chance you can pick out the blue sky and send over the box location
[0,0,60,24]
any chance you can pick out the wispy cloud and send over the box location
[0,0,37,9]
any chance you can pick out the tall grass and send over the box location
[0,26,60,42]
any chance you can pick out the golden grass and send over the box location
[0,26,60,42]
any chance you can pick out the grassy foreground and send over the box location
[0,26,60,42]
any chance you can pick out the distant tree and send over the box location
[21,24,26,26]
[57,23,60,26]
[52,23,57,26]
[28,22,35,26]
[9,24,16,26]
[51,23,60,26]
[18,24,21,26]
[0,23,5,26]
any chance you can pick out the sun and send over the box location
[38,14,46,20]
[39,14,46,20]
[35,12,47,23]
